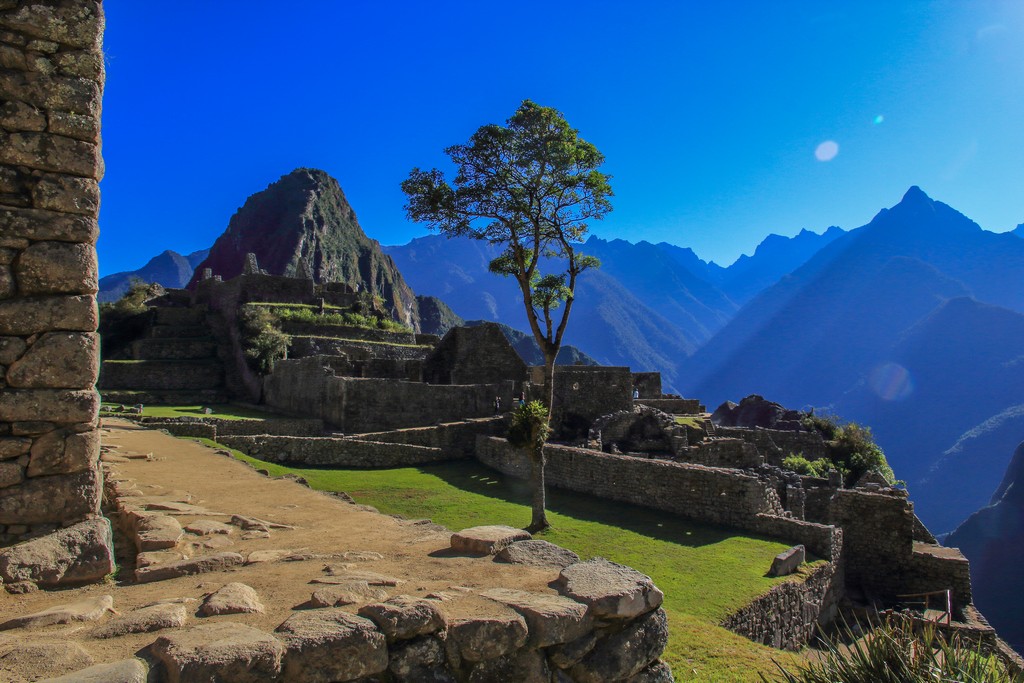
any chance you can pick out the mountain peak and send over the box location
[900,185,932,206]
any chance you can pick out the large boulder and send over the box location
[0,517,113,586]
[556,558,663,619]
[711,395,805,431]
[495,540,579,569]
[148,622,285,683]
[93,603,188,638]
[450,526,531,555]
[358,595,447,642]
[276,608,388,682]
[0,594,113,630]
[199,582,265,616]
[480,588,592,648]
[570,608,670,682]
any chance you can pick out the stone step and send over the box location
[153,307,207,326]
[132,338,217,361]
[99,360,224,391]
[150,324,209,339]
[100,388,229,405]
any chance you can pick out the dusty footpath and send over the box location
[0,419,671,682]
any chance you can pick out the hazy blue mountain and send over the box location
[98,248,210,303]
[682,187,1024,533]
[1012,223,1023,238]
[946,441,1024,655]
[714,226,846,305]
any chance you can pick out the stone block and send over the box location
[0,131,101,178]
[199,582,265,616]
[28,428,98,476]
[768,545,806,577]
[55,50,104,81]
[36,658,149,683]
[446,612,528,663]
[387,635,452,681]
[0,263,12,298]
[569,608,669,683]
[134,551,244,584]
[31,173,98,215]
[468,648,551,682]
[0,594,112,629]
[0,517,113,586]
[0,335,27,363]
[450,525,532,555]
[0,436,31,459]
[0,205,99,242]
[149,622,285,683]
[92,603,188,638]
[556,558,664,619]
[1,2,104,50]
[134,514,183,551]
[0,467,100,525]
[0,387,98,422]
[480,588,592,648]
[495,539,580,569]
[0,460,23,487]
[14,241,97,295]
[0,99,46,131]
[276,608,388,682]
[7,331,98,389]
[358,595,447,642]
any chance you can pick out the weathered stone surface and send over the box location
[769,544,806,577]
[446,612,528,662]
[7,331,99,388]
[496,539,580,569]
[230,513,293,531]
[0,205,98,242]
[276,608,388,682]
[48,109,99,142]
[14,241,97,295]
[31,173,98,215]
[134,513,183,551]
[468,648,551,683]
[0,594,113,629]
[93,603,188,638]
[199,582,265,616]
[149,622,285,683]
[556,558,664,619]
[358,594,447,642]
[481,588,592,648]
[27,427,98,476]
[625,659,675,682]
[450,525,532,555]
[245,547,305,564]
[0,460,22,487]
[320,567,403,586]
[38,658,149,683]
[134,551,244,584]
[0,264,11,299]
[0,336,27,364]
[0,641,95,681]
[0,467,100,525]
[388,635,453,682]
[547,631,599,669]
[136,550,187,568]
[0,131,102,178]
[0,517,113,586]
[184,519,234,535]
[2,2,104,50]
[0,436,30,459]
[0,387,98,422]
[570,608,670,683]
[308,581,388,608]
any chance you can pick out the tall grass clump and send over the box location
[764,616,1023,683]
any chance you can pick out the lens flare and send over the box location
[869,362,914,401]
[873,115,885,125]
[814,140,839,161]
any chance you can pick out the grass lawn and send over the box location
[203,440,808,681]
[675,416,705,429]
[102,404,276,421]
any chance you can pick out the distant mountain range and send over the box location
[98,248,209,303]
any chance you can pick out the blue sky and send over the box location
[97,1,1024,276]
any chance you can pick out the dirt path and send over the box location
[0,419,558,681]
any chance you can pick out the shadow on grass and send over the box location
[418,460,776,551]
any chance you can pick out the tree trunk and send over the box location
[528,445,548,532]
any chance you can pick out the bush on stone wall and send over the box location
[239,306,290,374]
[98,281,164,359]
[798,414,895,486]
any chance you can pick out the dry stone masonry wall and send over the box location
[0,1,111,559]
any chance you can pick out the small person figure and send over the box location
[518,391,526,407]
[632,387,640,400]
[493,396,501,415]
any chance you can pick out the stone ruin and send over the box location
[0,0,114,580]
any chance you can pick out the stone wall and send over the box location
[0,0,112,562]
[219,434,454,468]
[137,416,325,438]
[423,323,528,386]
[680,438,763,469]
[543,365,634,439]
[716,426,828,465]
[828,488,915,598]
[99,359,224,390]
[637,397,705,415]
[279,320,417,344]
[354,417,507,459]
[264,355,511,433]
[631,371,661,398]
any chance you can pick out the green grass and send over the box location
[103,404,276,421]
[675,416,705,429]
[199,439,810,681]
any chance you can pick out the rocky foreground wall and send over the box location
[0,0,112,564]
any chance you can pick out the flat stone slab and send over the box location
[136,550,188,568]
[0,641,95,681]
[308,582,388,608]
[38,658,149,683]
[135,514,184,552]
[0,594,114,630]
[230,514,294,531]
[450,525,532,555]
[769,544,805,577]
[184,520,235,536]
[200,582,265,616]
[358,595,447,642]
[145,501,225,516]
[149,622,284,682]
[0,518,114,587]
[556,558,664,619]
[495,539,580,569]
[320,567,403,586]
[135,551,244,584]
[93,603,189,638]
[447,610,528,662]
[246,548,308,564]
[276,609,388,682]
[481,588,592,647]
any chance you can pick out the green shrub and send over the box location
[764,616,1023,682]
[508,401,551,452]
[246,303,412,333]
[239,306,289,374]
[98,280,164,359]
[781,454,833,479]
[792,412,895,486]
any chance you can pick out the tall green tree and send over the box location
[402,99,613,531]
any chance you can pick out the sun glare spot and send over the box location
[873,115,884,125]
[814,140,839,161]
[869,362,914,401]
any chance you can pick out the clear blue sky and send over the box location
[97,1,1024,276]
